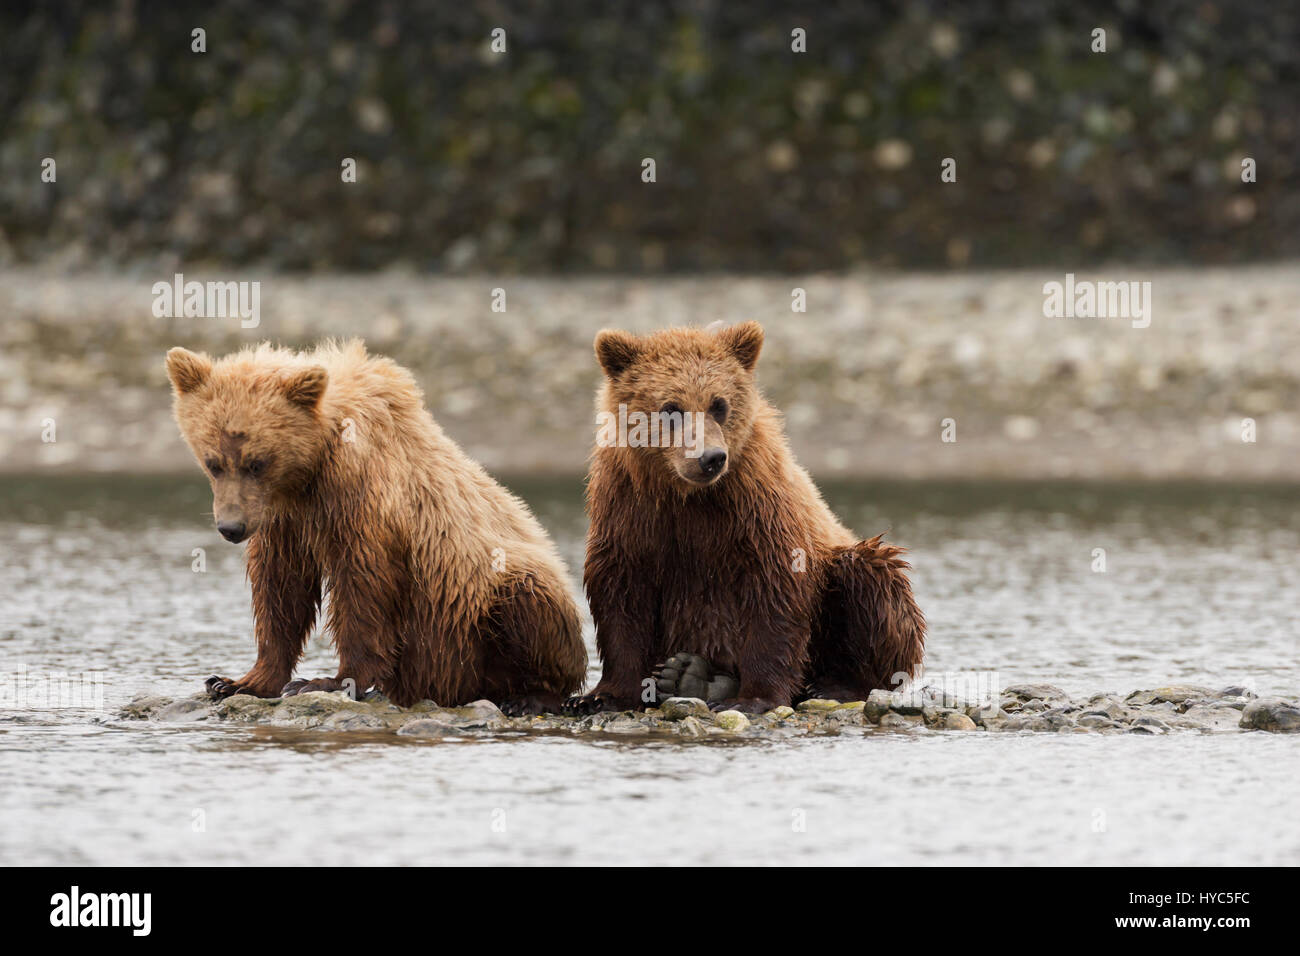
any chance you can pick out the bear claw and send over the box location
[561,694,603,716]
[205,675,244,698]
[801,682,859,704]
[561,692,634,716]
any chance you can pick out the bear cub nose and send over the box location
[217,521,247,543]
[699,448,727,476]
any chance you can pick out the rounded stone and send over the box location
[943,712,977,731]
[1240,699,1300,733]
[661,697,710,720]
[714,710,750,732]
[396,718,460,737]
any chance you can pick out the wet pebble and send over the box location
[714,711,750,732]
[661,697,709,720]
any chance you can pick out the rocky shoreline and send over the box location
[120,683,1300,738]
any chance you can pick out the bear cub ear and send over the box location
[717,320,764,371]
[282,365,329,409]
[594,330,641,378]
[165,347,213,395]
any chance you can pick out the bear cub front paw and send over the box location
[499,693,564,717]
[205,674,281,699]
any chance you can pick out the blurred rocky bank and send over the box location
[1,266,1296,480]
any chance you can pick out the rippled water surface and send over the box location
[1,475,1297,865]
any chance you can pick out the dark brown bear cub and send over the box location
[566,321,925,715]
[166,340,586,715]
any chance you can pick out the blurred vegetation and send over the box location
[0,0,1296,271]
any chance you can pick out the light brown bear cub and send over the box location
[166,340,586,714]
[566,321,925,715]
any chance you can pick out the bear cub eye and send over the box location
[205,458,223,477]
[708,397,729,423]
[244,458,268,478]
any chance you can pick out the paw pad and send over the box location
[651,653,739,704]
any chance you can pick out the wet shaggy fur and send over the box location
[566,321,925,714]
[165,340,586,713]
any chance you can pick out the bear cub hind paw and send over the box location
[651,652,739,705]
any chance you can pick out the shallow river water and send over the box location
[1,475,1297,865]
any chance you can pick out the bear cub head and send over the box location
[165,346,330,543]
[594,321,764,490]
